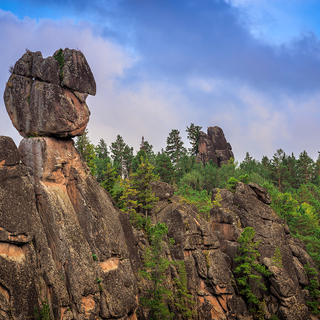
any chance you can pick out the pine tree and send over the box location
[95,138,109,159]
[132,137,155,172]
[286,153,299,189]
[110,135,127,178]
[166,129,186,170]
[240,152,258,174]
[75,129,96,176]
[270,149,288,191]
[186,123,202,156]
[260,155,271,181]
[314,152,320,185]
[155,151,175,184]
[101,163,118,198]
[298,151,315,184]
[95,138,111,183]
[123,145,134,178]
[132,158,159,218]
[139,222,174,320]
[120,158,159,221]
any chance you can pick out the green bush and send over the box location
[34,299,52,320]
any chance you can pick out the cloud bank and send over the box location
[1,0,320,162]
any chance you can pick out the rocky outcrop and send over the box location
[135,183,237,319]
[196,126,233,167]
[0,136,138,319]
[210,183,319,319]
[1,135,318,319]
[0,135,240,320]
[3,49,95,138]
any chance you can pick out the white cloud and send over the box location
[0,11,191,152]
[1,9,320,164]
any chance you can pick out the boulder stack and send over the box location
[196,126,234,167]
[3,48,96,138]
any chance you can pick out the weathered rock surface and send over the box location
[210,183,318,319]
[4,49,95,138]
[150,180,174,200]
[0,135,319,319]
[137,191,237,319]
[60,48,96,95]
[0,136,138,319]
[196,126,234,167]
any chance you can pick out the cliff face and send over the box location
[0,136,319,319]
[0,136,138,319]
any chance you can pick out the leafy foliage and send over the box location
[212,188,222,208]
[176,185,212,220]
[101,163,118,198]
[154,151,175,184]
[78,128,320,275]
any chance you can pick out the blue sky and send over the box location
[1,0,320,162]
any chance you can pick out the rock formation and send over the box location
[196,126,234,167]
[210,184,319,319]
[0,136,138,319]
[4,48,95,138]
[1,50,319,319]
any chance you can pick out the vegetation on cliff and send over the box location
[76,128,320,274]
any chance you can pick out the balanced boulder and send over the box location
[4,49,96,138]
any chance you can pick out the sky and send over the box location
[1,0,320,162]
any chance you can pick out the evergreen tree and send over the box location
[139,222,174,320]
[240,152,258,174]
[166,129,186,170]
[270,149,288,191]
[314,152,320,186]
[101,163,118,198]
[186,123,202,156]
[132,137,155,172]
[95,138,109,159]
[155,151,175,184]
[95,138,111,183]
[298,151,315,184]
[178,154,197,179]
[75,129,96,176]
[123,145,134,178]
[120,158,159,221]
[203,159,219,192]
[110,135,127,178]
[286,153,299,189]
[260,155,272,181]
